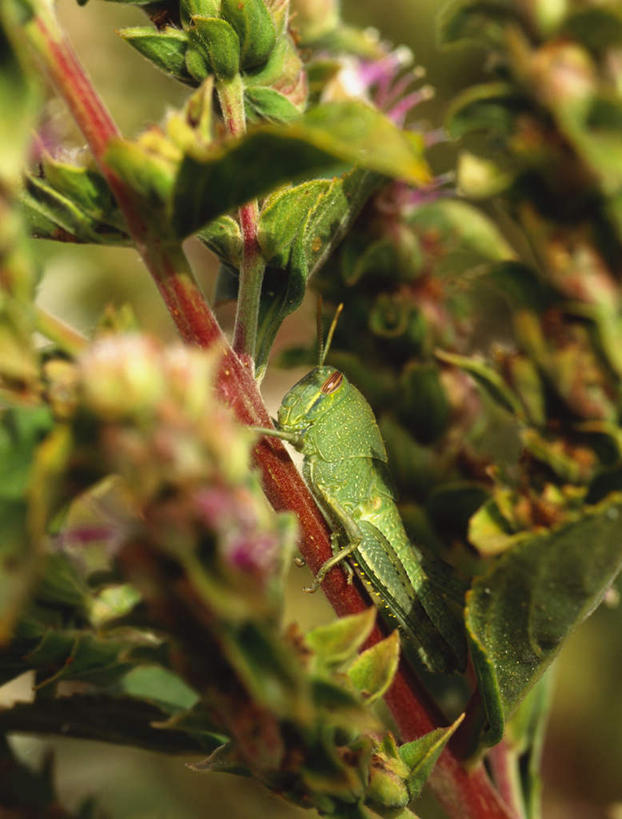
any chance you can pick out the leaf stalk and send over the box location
[216,73,266,369]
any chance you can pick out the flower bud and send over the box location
[79,335,166,420]
[180,0,221,27]
[191,16,241,79]
[221,0,276,70]
[290,0,340,43]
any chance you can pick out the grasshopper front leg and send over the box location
[303,481,362,592]
[303,534,359,592]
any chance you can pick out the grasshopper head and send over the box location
[277,366,347,442]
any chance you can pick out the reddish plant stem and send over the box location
[25,7,513,817]
[488,741,525,819]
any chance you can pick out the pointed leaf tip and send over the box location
[399,713,465,799]
[347,629,400,703]
[305,607,376,667]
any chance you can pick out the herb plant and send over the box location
[1,0,622,816]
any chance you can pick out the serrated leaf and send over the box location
[258,179,330,266]
[305,608,376,667]
[436,349,523,418]
[399,714,464,799]
[119,26,194,84]
[347,630,400,704]
[467,494,622,746]
[255,169,379,374]
[172,101,429,237]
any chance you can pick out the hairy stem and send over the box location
[216,74,265,368]
[21,4,513,816]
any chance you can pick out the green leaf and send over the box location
[466,494,622,746]
[485,261,554,312]
[0,13,40,189]
[457,151,516,199]
[562,7,622,52]
[305,608,376,667]
[0,694,214,754]
[438,0,522,48]
[197,214,242,266]
[256,170,379,374]
[399,714,464,799]
[191,16,240,79]
[22,168,129,245]
[0,407,54,642]
[245,85,302,123]
[436,350,523,418]
[505,668,554,819]
[397,363,451,443]
[172,100,429,237]
[259,179,331,266]
[119,26,194,84]
[220,0,276,70]
[222,621,307,717]
[410,198,516,265]
[468,497,524,556]
[105,135,179,235]
[120,665,199,713]
[347,630,400,704]
[446,82,524,139]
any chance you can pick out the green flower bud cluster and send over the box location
[433,0,622,552]
[120,0,307,123]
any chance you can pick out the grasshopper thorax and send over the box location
[277,366,347,440]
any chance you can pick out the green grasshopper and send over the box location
[259,317,467,673]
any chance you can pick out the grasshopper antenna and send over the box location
[318,301,344,366]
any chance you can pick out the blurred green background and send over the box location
[5,0,622,816]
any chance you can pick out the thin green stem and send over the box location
[35,305,87,356]
[216,74,265,369]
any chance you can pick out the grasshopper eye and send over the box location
[321,372,343,394]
